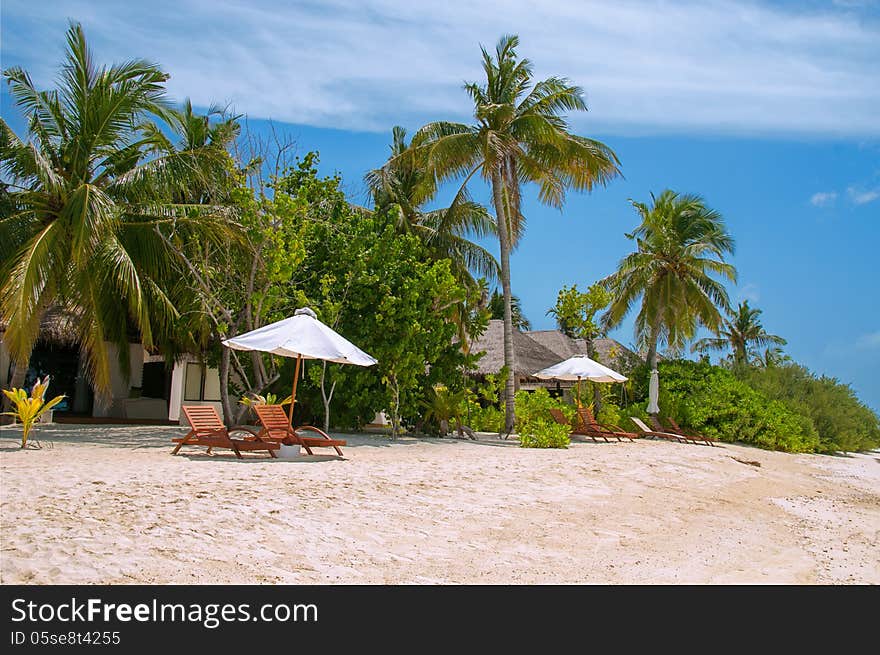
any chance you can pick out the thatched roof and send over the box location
[469,320,562,377]
[0,308,79,345]
[469,320,642,378]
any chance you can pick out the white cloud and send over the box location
[810,191,838,206]
[847,187,880,205]
[737,283,761,303]
[856,331,880,350]
[2,0,879,135]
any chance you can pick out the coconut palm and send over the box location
[693,300,786,366]
[366,126,498,287]
[601,190,737,409]
[0,22,236,399]
[487,289,530,331]
[387,35,620,432]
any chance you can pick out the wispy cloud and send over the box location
[847,186,880,205]
[856,331,880,350]
[1,0,879,135]
[736,283,761,303]
[810,191,838,207]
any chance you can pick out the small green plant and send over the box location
[519,420,570,449]
[238,392,292,407]
[420,384,468,436]
[2,377,65,449]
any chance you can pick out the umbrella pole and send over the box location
[576,376,582,408]
[289,354,302,427]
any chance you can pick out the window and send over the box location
[184,363,221,402]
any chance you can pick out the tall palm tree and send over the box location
[366,126,498,287]
[601,190,737,409]
[693,300,786,366]
[0,22,235,399]
[387,35,621,432]
[487,289,530,331]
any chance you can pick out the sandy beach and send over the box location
[1,423,878,584]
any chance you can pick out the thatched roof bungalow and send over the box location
[468,320,643,390]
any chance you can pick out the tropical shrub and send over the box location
[2,378,65,449]
[519,420,570,449]
[656,360,819,452]
[514,388,574,428]
[466,404,505,433]
[736,364,880,453]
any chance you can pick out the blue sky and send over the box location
[1,1,879,410]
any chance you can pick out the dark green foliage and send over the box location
[271,159,471,434]
[655,360,819,452]
[736,364,880,454]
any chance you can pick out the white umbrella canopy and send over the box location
[223,307,377,366]
[533,355,628,383]
[222,307,377,425]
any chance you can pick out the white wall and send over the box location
[91,343,144,418]
[168,356,222,424]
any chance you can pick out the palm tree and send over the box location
[487,290,530,331]
[387,35,621,432]
[0,22,235,401]
[601,190,737,410]
[366,126,498,287]
[693,300,786,366]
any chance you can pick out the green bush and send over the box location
[656,360,820,452]
[596,402,623,429]
[466,404,504,433]
[514,388,574,428]
[519,419,571,449]
[736,364,880,454]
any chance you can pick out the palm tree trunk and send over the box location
[491,169,516,436]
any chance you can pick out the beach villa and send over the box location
[1,311,221,424]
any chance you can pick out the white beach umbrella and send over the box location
[647,368,660,414]
[222,307,377,425]
[533,355,627,406]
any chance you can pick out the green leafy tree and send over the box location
[0,22,236,406]
[693,300,786,367]
[547,282,612,409]
[601,190,736,413]
[391,34,621,433]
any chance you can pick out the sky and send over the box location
[1,1,879,410]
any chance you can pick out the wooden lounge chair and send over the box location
[578,407,638,442]
[629,416,687,443]
[548,407,612,442]
[647,416,706,446]
[575,406,638,442]
[172,405,278,458]
[661,416,717,447]
[253,404,347,456]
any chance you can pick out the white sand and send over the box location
[1,423,878,584]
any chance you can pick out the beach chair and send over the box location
[661,416,717,447]
[629,416,687,443]
[549,407,609,442]
[648,416,706,446]
[172,405,279,458]
[575,406,638,442]
[253,404,347,456]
